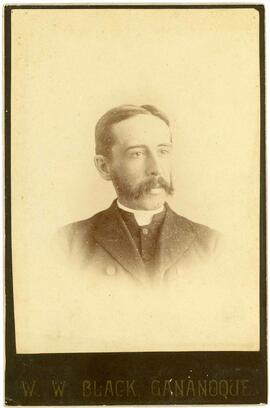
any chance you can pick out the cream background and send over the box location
[11,8,260,353]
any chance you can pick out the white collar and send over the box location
[117,200,164,226]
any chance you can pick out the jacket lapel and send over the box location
[156,204,196,277]
[92,201,196,284]
[93,201,148,284]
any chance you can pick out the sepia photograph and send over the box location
[5,4,266,405]
[59,103,220,283]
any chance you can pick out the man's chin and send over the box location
[132,191,167,210]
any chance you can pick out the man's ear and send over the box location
[94,155,112,180]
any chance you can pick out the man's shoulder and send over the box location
[60,207,110,239]
[168,207,221,252]
[58,208,115,255]
[181,214,218,237]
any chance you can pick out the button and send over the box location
[105,266,116,276]
[142,251,151,261]
[142,228,148,235]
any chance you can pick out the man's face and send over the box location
[108,114,173,210]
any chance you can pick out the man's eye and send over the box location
[158,149,170,155]
[130,151,145,158]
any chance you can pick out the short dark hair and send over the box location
[95,104,170,156]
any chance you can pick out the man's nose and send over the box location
[146,152,161,176]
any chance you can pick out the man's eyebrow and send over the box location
[125,145,147,152]
[125,143,173,152]
[157,143,173,148]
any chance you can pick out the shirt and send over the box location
[117,205,166,274]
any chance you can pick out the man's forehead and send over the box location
[111,114,171,145]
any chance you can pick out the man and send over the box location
[60,104,219,286]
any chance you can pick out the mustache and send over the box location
[133,176,174,199]
[127,176,174,200]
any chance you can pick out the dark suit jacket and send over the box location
[60,200,219,286]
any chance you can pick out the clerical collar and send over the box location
[117,200,164,226]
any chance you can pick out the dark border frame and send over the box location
[5,4,267,405]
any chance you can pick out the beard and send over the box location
[111,172,174,201]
